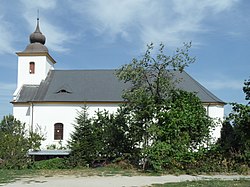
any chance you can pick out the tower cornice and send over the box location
[16,51,56,64]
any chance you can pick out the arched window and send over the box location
[29,62,35,74]
[54,123,63,140]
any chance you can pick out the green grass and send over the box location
[152,179,250,187]
[0,169,37,184]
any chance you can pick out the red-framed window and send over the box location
[29,62,35,74]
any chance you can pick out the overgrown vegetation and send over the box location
[0,115,44,169]
[68,43,217,171]
[217,78,250,169]
[31,158,69,170]
[67,107,134,167]
[67,44,250,173]
[0,44,249,175]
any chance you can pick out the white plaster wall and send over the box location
[205,104,225,140]
[13,102,224,150]
[24,103,119,149]
[17,56,54,89]
[45,56,54,74]
[13,104,32,131]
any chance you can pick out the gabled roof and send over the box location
[173,71,224,104]
[13,69,225,104]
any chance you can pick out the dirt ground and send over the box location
[2,174,250,187]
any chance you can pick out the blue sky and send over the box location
[0,0,249,119]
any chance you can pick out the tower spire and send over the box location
[37,9,39,21]
[22,14,48,53]
[29,14,46,45]
[36,9,40,31]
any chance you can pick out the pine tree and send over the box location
[68,107,98,166]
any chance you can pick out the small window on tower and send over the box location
[29,62,35,74]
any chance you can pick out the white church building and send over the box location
[12,19,225,151]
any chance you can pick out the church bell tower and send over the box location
[14,18,56,95]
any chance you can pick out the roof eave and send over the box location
[11,100,126,104]
[203,102,227,106]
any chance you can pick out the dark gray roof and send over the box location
[16,85,39,102]
[23,43,48,53]
[173,71,224,103]
[13,69,224,104]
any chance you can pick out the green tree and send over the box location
[69,43,216,170]
[220,78,250,165]
[146,90,214,170]
[98,108,133,161]
[68,107,133,167]
[0,115,43,169]
[68,107,97,166]
[243,78,250,103]
[116,43,214,170]
[117,43,195,106]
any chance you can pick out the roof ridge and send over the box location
[21,84,40,87]
[34,70,54,101]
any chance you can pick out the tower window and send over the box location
[29,62,35,74]
[54,123,63,140]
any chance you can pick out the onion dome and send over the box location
[30,18,46,45]
[23,18,48,53]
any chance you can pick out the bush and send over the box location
[68,107,133,167]
[217,78,250,170]
[0,115,43,169]
[32,158,69,169]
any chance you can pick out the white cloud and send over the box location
[41,21,72,53]
[0,0,241,55]
[69,0,240,47]
[70,0,146,40]
[20,0,57,10]
[0,14,15,54]
[173,0,238,15]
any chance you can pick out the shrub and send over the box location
[32,158,68,169]
[0,115,43,169]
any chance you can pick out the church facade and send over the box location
[12,20,225,150]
